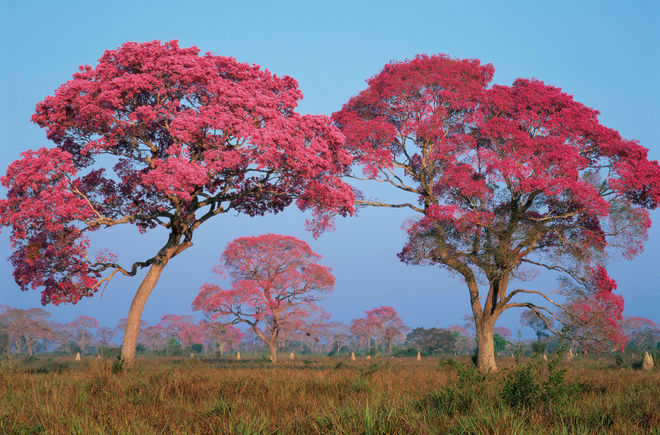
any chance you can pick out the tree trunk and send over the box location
[269,342,278,364]
[121,263,165,366]
[476,320,497,373]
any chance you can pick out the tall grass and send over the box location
[0,355,657,434]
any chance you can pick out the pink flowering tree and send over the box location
[363,306,408,354]
[621,316,660,350]
[324,322,350,353]
[560,267,627,353]
[158,314,196,356]
[0,307,54,355]
[192,234,335,364]
[140,325,167,352]
[179,322,205,350]
[279,308,330,353]
[349,317,376,352]
[52,322,76,354]
[333,54,660,371]
[494,326,512,341]
[0,40,354,365]
[202,321,244,356]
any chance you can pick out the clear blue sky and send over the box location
[1,1,658,335]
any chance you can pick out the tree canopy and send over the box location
[333,53,660,371]
[192,233,334,363]
[0,40,354,364]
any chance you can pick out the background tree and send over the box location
[202,321,244,356]
[51,322,76,354]
[0,307,8,354]
[179,322,205,350]
[0,40,354,366]
[158,314,195,357]
[493,333,508,356]
[494,326,512,341]
[277,306,329,353]
[621,316,660,350]
[95,326,116,357]
[365,306,408,354]
[140,325,167,353]
[333,54,660,371]
[405,327,458,355]
[70,315,99,354]
[447,324,475,354]
[192,234,335,364]
[349,317,376,353]
[521,309,555,353]
[0,308,54,355]
[520,310,553,341]
[324,322,350,353]
[0,331,7,355]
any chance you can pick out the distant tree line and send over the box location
[2,303,658,358]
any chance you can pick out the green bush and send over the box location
[500,355,577,409]
[418,358,487,416]
[111,354,125,375]
[31,358,68,374]
[393,347,417,357]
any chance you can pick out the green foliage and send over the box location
[111,354,125,375]
[493,333,508,355]
[0,332,8,355]
[165,337,182,356]
[30,358,68,374]
[405,327,459,355]
[531,341,547,355]
[418,358,488,416]
[500,355,578,409]
[392,347,417,357]
[101,347,121,359]
[499,360,539,408]
[359,362,384,378]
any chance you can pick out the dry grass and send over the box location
[0,355,658,434]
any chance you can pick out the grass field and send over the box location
[1,354,658,434]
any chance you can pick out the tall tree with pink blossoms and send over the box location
[333,54,660,371]
[192,234,335,364]
[0,40,354,365]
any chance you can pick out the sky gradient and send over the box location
[1,1,658,335]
